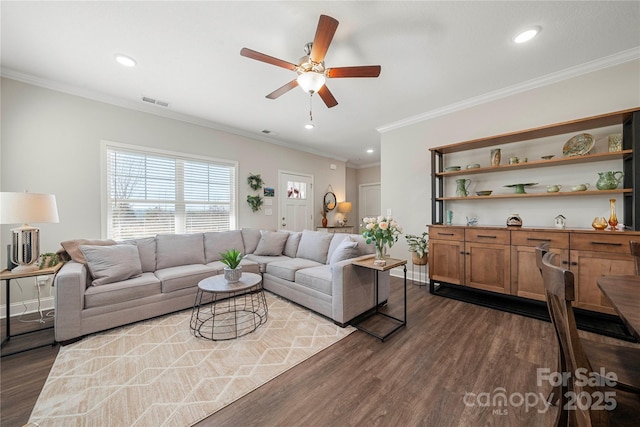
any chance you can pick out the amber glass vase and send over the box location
[608,198,618,229]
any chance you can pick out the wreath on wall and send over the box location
[247,195,264,212]
[247,173,264,191]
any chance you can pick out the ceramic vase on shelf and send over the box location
[490,148,501,167]
[608,198,618,229]
[322,217,328,227]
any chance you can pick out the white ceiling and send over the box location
[2,1,639,167]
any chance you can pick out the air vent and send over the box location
[141,96,169,108]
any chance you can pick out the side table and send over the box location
[351,256,407,341]
[1,263,62,356]
[190,272,268,341]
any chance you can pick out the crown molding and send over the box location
[0,68,348,163]
[377,47,640,134]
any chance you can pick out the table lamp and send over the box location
[337,201,352,225]
[1,191,59,272]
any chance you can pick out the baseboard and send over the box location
[0,296,54,319]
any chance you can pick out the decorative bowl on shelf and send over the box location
[475,190,492,196]
[444,166,461,172]
[541,155,555,160]
[466,163,481,169]
[563,133,594,157]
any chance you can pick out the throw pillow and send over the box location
[79,244,143,286]
[329,237,359,264]
[254,230,290,256]
[283,231,302,258]
[60,239,116,264]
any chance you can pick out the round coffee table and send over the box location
[190,272,268,341]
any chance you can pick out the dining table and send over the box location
[597,275,640,341]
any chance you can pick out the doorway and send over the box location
[359,182,381,232]
[278,171,314,231]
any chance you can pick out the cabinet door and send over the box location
[570,250,635,314]
[511,245,569,301]
[465,242,510,294]
[429,239,464,284]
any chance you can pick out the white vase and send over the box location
[224,266,242,283]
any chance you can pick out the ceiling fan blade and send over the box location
[326,65,381,78]
[266,79,299,99]
[240,47,297,71]
[318,85,338,108]
[309,15,339,63]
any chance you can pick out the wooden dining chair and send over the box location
[541,252,640,426]
[629,241,640,275]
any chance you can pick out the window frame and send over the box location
[100,140,238,239]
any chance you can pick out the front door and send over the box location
[279,171,313,231]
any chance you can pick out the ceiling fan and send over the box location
[240,14,381,108]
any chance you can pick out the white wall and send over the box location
[1,77,347,306]
[381,60,640,266]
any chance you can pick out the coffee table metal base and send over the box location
[190,273,267,341]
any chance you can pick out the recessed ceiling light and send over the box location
[367,149,374,154]
[512,26,541,44]
[115,54,136,67]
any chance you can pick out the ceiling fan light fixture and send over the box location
[297,71,326,93]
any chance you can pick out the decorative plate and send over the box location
[563,133,594,157]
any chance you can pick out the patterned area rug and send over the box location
[29,292,354,426]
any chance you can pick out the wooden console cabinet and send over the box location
[429,225,640,314]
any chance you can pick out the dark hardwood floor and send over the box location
[2,279,639,427]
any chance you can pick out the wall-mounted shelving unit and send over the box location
[429,108,640,229]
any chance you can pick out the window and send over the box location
[102,142,237,240]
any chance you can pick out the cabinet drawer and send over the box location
[570,232,640,254]
[511,230,569,249]
[429,226,464,241]
[465,228,510,245]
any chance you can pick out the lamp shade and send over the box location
[297,72,326,93]
[337,201,352,213]
[0,192,59,224]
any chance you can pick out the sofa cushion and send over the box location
[156,233,205,269]
[295,265,333,296]
[283,231,302,258]
[60,238,116,264]
[296,230,333,264]
[154,264,216,293]
[79,244,143,286]
[127,237,156,272]
[266,258,323,282]
[241,228,262,254]
[204,230,245,262]
[254,230,289,256]
[84,272,161,308]
[328,236,359,264]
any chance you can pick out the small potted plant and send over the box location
[405,231,429,265]
[219,248,243,283]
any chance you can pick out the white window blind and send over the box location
[104,143,237,240]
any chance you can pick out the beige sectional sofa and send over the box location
[54,229,389,343]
